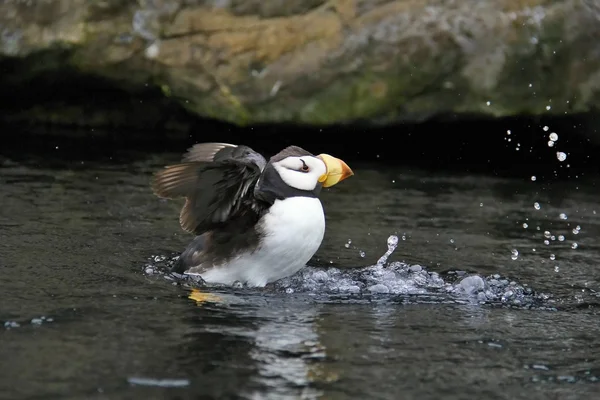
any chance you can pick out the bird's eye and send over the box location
[300,160,309,172]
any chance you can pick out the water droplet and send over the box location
[571,243,578,249]
[559,213,568,220]
[531,176,536,181]
[554,265,560,272]
[549,132,558,141]
[359,250,366,257]
[558,235,565,242]
[544,230,551,238]
[544,239,550,245]
[557,152,567,162]
[550,254,556,260]
[543,126,549,132]
[523,223,528,228]
[546,105,552,110]
[548,141,555,147]
[486,101,491,106]
[511,249,519,260]
[573,225,581,234]
[551,235,556,241]
[344,239,352,248]
[450,238,455,244]
[507,130,512,135]
[480,202,484,207]
[534,202,541,210]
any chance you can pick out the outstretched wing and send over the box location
[151,143,268,234]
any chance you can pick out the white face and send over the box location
[272,156,327,191]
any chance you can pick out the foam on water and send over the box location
[271,261,444,296]
[144,235,553,309]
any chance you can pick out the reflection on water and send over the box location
[1,151,600,399]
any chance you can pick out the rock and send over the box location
[1,0,600,127]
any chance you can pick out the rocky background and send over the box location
[1,0,600,131]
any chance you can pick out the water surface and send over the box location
[1,150,599,399]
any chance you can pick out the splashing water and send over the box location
[376,234,399,265]
[144,236,553,309]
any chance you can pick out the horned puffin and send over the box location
[151,142,353,287]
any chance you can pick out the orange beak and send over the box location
[317,154,354,187]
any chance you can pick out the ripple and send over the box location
[127,377,190,388]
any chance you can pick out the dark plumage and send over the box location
[151,142,353,284]
[152,143,319,274]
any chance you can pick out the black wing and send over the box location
[151,143,268,235]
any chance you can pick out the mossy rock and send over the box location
[1,0,600,129]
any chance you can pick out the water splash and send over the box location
[376,234,399,265]
[144,236,553,309]
[3,315,54,329]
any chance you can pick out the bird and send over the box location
[151,142,354,287]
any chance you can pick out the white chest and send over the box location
[199,197,326,287]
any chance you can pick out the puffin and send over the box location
[151,142,353,287]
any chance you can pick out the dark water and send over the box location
[1,149,600,400]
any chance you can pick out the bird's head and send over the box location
[269,146,353,192]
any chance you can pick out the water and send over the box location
[1,150,600,399]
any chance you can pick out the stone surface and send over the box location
[1,0,600,127]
